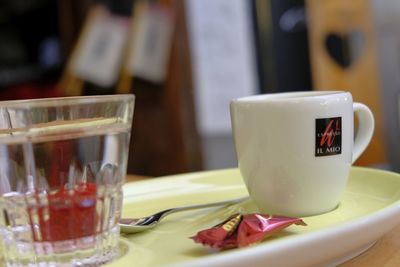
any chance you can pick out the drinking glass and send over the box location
[0,95,134,266]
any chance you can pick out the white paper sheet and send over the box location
[72,8,130,88]
[186,0,258,135]
[127,4,174,83]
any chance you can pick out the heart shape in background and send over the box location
[324,31,365,69]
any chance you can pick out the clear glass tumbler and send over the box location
[0,95,135,266]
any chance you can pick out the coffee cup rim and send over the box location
[231,90,349,103]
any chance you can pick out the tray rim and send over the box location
[113,167,400,267]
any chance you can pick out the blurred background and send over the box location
[0,0,398,177]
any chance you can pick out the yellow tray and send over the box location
[104,167,400,266]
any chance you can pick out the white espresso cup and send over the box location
[230,91,374,217]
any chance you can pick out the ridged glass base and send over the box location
[1,225,120,266]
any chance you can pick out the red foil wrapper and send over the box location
[191,213,243,249]
[191,213,306,249]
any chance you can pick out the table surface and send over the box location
[125,174,400,267]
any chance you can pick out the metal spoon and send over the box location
[119,196,249,234]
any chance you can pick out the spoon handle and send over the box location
[157,196,249,220]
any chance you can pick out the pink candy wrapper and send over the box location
[191,213,306,249]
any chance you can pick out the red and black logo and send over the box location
[315,117,342,157]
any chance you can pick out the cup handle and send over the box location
[352,103,375,163]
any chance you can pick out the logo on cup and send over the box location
[315,117,342,156]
